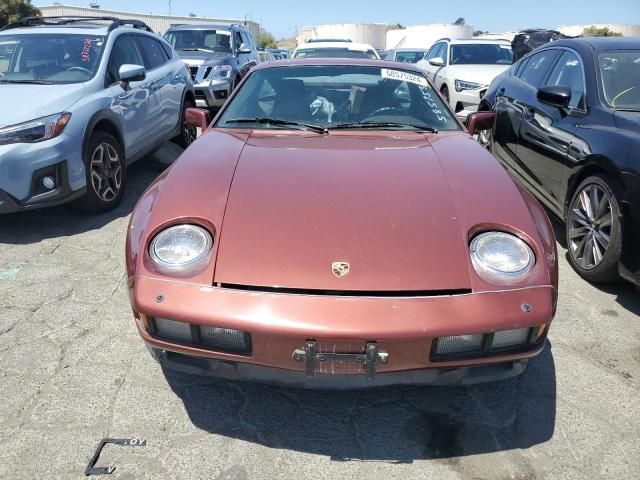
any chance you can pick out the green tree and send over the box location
[454,17,465,26]
[0,0,41,28]
[259,30,277,49]
[582,26,622,37]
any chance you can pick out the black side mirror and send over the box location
[537,85,572,109]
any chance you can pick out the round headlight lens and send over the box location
[470,232,534,283]
[150,225,213,274]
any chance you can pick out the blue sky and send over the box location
[43,1,640,38]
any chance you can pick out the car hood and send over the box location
[176,50,231,66]
[0,84,85,128]
[213,132,474,292]
[613,110,640,130]
[135,130,549,292]
[445,64,511,86]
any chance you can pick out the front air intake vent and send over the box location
[217,284,471,298]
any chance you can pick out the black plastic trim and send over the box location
[217,283,472,298]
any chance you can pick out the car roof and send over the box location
[167,23,239,31]
[0,24,110,35]
[545,36,640,51]
[295,41,377,51]
[251,57,426,73]
[393,48,429,52]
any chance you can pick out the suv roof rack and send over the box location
[0,16,153,33]
[432,37,451,43]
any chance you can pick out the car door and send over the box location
[492,57,537,175]
[422,42,445,84]
[517,49,585,209]
[105,34,149,157]
[235,30,256,77]
[136,34,176,140]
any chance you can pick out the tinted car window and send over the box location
[450,44,513,65]
[138,36,167,70]
[107,35,144,85]
[164,30,231,53]
[520,50,558,87]
[293,48,379,60]
[425,43,439,60]
[545,51,586,109]
[599,50,640,109]
[395,51,426,63]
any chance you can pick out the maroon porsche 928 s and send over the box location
[126,59,558,388]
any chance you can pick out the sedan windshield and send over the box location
[216,65,459,131]
[599,50,640,110]
[294,48,378,59]
[450,44,513,65]
[0,34,105,84]
[164,30,231,53]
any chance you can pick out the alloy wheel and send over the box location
[568,183,613,270]
[90,142,122,202]
[184,117,197,145]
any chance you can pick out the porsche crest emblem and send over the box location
[332,261,350,278]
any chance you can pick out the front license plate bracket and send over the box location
[292,341,389,380]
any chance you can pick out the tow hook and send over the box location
[292,341,389,380]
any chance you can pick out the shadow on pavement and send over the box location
[165,344,556,463]
[0,159,162,244]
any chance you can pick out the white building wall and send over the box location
[297,23,389,49]
[386,24,474,50]
[556,24,640,37]
[37,5,260,39]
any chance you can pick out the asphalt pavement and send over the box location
[0,148,638,479]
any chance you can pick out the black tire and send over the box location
[74,131,126,213]
[565,175,623,283]
[441,84,450,105]
[173,98,197,148]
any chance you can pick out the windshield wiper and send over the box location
[329,121,438,133]
[224,117,328,134]
[0,79,54,85]
[180,48,214,52]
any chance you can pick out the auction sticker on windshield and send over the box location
[381,68,429,87]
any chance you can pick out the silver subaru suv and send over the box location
[0,16,196,214]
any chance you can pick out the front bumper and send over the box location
[130,275,555,387]
[450,87,487,121]
[151,346,531,389]
[0,160,85,214]
[0,132,85,212]
[192,78,233,108]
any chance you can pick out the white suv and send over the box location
[417,38,513,120]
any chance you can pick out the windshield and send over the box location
[395,51,426,63]
[599,50,640,110]
[216,65,459,131]
[0,34,105,84]
[293,48,378,60]
[450,44,513,65]
[164,30,231,53]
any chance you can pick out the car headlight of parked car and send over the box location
[0,112,71,146]
[455,79,484,92]
[470,231,535,284]
[149,224,213,275]
[208,65,233,79]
